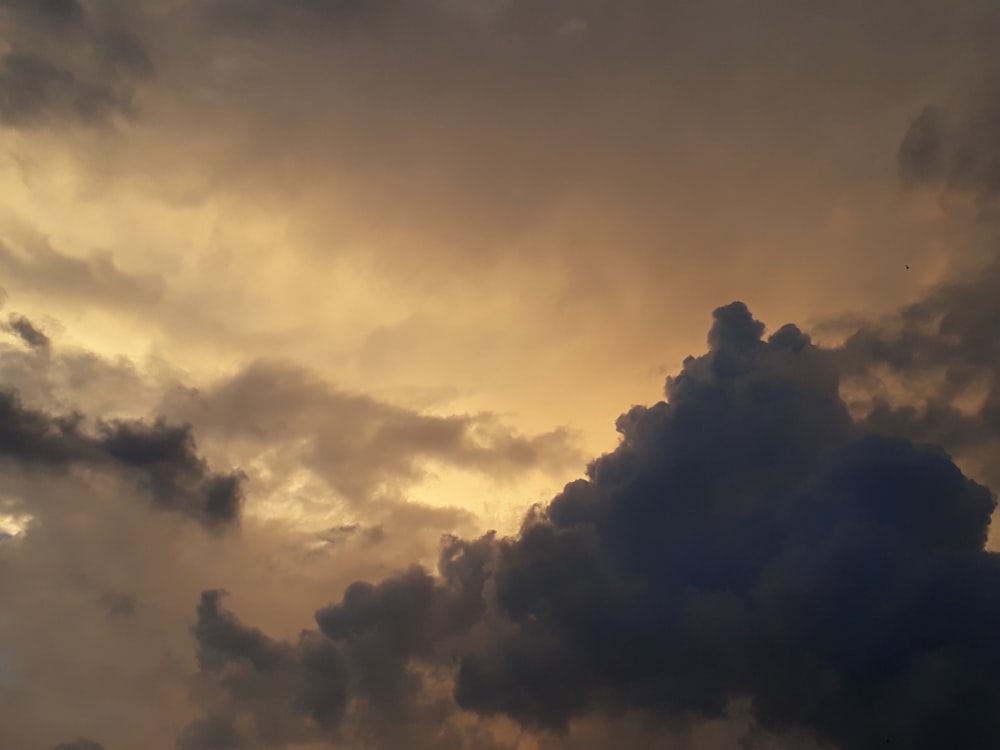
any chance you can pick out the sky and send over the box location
[2,1,1000,748]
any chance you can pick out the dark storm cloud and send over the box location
[176,302,1000,749]
[6,314,50,350]
[183,534,495,749]
[187,589,350,748]
[99,418,245,527]
[0,388,243,528]
[453,304,997,749]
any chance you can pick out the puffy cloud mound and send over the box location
[182,302,1000,750]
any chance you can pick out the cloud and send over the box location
[899,86,1000,201]
[183,534,497,749]
[836,254,1000,493]
[5,7,1000,750]
[0,387,244,529]
[0,302,587,747]
[6,314,49,350]
[169,301,1000,750]
[453,305,997,749]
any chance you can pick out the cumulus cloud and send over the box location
[166,301,1000,750]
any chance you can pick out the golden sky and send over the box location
[2,2,1000,749]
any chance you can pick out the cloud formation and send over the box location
[170,301,1000,750]
[5,4,1000,750]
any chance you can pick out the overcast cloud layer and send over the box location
[3,1,1000,749]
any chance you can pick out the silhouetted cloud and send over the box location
[184,533,496,748]
[0,388,243,528]
[173,302,1000,749]
[454,304,998,749]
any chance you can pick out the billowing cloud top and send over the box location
[173,302,1000,750]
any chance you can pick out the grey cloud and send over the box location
[898,82,1000,201]
[0,388,243,528]
[170,301,1000,750]
[453,307,1000,748]
[837,257,1000,490]
[6,314,50,350]
[189,589,349,747]
[99,418,245,528]
[0,0,152,128]
[183,533,496,749]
